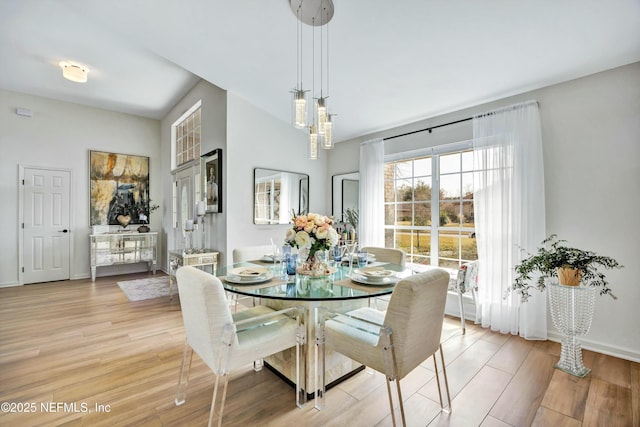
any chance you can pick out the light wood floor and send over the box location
[0,272,638,427]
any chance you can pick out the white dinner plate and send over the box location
[260,254,283,262]
[353,267,395,282]
[350,274,399,286]
[228,266,270,278]
[224,270,273,284]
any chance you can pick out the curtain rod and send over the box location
[383,117,472,141]
[383,100,539,142]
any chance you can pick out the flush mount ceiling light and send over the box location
[59,61,89,83]
[289,0,336,159]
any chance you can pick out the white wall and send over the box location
[0,90,161,285]
[160,79,226,268]
[225,93,328,263]
[3,62,637,360]
[328,62,640,361]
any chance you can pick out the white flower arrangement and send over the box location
[285,212,339,261]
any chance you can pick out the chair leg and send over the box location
[175,341,193,405]
[458,288,466,334]
[208,373,229,427]
[314,312,326,410]
[385,376,407,427]
[216,375,230,427]
[395,379,406,426]
[296,323,307,408]
[385,377,397,427]
[471,287,478,325]
[225,292,238,313]
[432,344,452,413]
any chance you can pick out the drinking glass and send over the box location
[333,245,344,263]
[357,250,368,268]
[285,253,298,276]
[345,241,358,276]
[271,245,282,274]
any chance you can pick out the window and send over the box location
[254,178,281,224]
[170,101,202,235]
[172,101,201,170]
[384,147,478,269]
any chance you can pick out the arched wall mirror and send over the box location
[254,168,309,225]
[332,172,359,222]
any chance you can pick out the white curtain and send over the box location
[278,172,296,222]
[473,101,547,339]
[359,138,384,247]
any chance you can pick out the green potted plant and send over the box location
[343,208,359,241]
[137,199,159,233]
[512,234,622,302]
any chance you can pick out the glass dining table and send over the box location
[214,258,413,395]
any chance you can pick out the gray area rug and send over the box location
[117,276,170,301]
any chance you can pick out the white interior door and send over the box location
[23,167,71,283]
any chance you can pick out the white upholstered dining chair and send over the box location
[232,245,273,263]
[360,246,406,310]
[174,266,306,427]
[360,246,407,268]
[230,245,274,310]
[315,269,451,426]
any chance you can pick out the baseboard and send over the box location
[445,292,640,363]
[0,281,21,288]
[444,292,476,320]
[547,330,640,363]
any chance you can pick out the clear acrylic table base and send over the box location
[548,283,596,378]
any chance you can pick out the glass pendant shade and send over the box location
[322,115,333,149]
[316,97,327,135]
[289,0,336,152]
[309,124,318,160]
[292,89,307,128]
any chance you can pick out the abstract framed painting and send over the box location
[89,150,151,227]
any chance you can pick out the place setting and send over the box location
[223,266,273,284]
[259,253,283,262]
[350,266,399,286]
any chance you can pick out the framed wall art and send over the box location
[89,150,151,227]
[201,148,223,213]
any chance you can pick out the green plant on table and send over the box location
[343,208,359,232]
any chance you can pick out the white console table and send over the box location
[90,232,158,281]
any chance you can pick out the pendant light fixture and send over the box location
[288,0,336,158]
[316,11,328,140]
[309,14,318,159]
[309,124,318,159]
[291,3,307,128]
[322,113,334,149]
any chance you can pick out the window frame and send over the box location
[384,140,478,269]
[171,100,202,171]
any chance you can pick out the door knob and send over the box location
[58,229,69,233]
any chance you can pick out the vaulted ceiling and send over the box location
[1,0,639,142]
